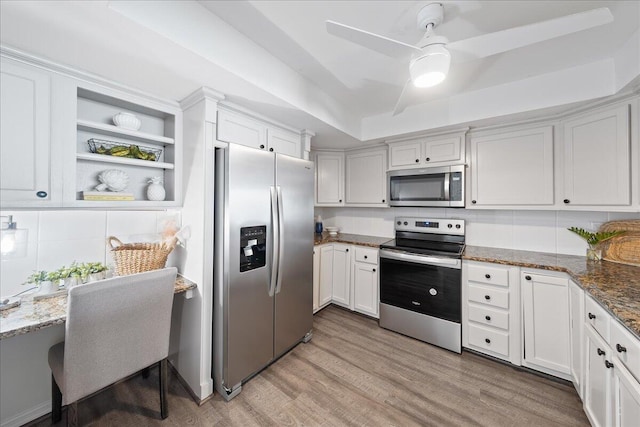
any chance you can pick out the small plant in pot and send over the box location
[26,270,56,294]
[567,227,625,261]
[57,262,82,289]
[85,262,108,282]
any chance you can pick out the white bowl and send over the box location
[325,227,339,235]
[112,112,141,131]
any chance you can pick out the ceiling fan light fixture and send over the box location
[410,44,450,88]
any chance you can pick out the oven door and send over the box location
[379,250,461,323]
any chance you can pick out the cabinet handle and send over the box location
[364,255,368,259]
[415,159,419,163]
[382,199,385,203]
[339,199,342,203]
[588,312,596,320]
[484,295,491,300]
[260,144,265,149]
[345,248,349,252]
[597,348,605,356]
[471,200,477,204]
[605,360,614,369]
[525,275,532,281]
[616,344,627,353]
[36,191,48,198]
[269,147,274,152]
[426,157,430,162]
[485,315,491,321]
[373,268,376,272]
[485,274,491,279]
[485,338,491,344]
[563,199,570,204]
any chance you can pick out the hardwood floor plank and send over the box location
[26,305,588,427]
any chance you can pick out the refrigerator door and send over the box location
[224,144,276,389]
[274,154,314,357]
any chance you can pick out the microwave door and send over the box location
[388,171,450,207]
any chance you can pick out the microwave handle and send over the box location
[443,172,450,201]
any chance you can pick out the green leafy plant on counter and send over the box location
[567,227,625,249]
[25,270,49,285]
[46,270,62,283]
[58,262,82,279]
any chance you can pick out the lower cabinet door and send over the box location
[318,245,334,307]
[584,326,614,427]
[353,262,378,318]
[614,361,640,427]
[331,245,351,308]
[313,248,320,312]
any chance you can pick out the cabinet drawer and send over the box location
[355,247,378,265]
[468,284,509,309]
[468,304,509,331]
[585,295,610,343]
[467,263,509,287]
[611,319,640,382]
[468,323,510,358]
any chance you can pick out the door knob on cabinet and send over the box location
[364,255,368,259]
[415,159,419,163]
[485,315,491,321]
[597,348,605,356]
[471,200,477,204]
[260,144,265,149]
[525,275,532,281]
[36,191,47,198]
[616,344,627,353]
[345,248,349,252]
[485,338,491,344]
[605,360,614,369]
[485,274,491,279]
[484,295,491,300]
[588,312,596,320]
[373,268,376,272]
[426,157,430,162]
[269,147,274,152]
[563,199,570,204]
[339,199,342,203]
[382,199,385,203]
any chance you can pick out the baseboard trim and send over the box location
[0,400,50,427]
[167,362,213,406]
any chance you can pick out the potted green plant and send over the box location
[58,262,82,289]
[567,227,625,261]
[85,262,108,282]
[26,270,56,294]
[46,270,62,290]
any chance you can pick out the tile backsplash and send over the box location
[315,207,640,256]
[0,209,181,298]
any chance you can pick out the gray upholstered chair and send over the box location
[48,267,177,426]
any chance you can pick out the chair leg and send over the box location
[159,358,168,419]
[52,374,62,423]
[67,401,78,427]
[142,367,150,379]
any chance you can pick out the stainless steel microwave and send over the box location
[387,165,465,207]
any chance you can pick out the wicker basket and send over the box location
[108,236,176,276]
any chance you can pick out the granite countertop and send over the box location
[464,245,640,339]
[314,232,391,248]
[0,275,197,340]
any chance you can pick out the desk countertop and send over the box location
[0,275,197,340]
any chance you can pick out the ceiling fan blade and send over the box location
[326,20,422,59]
[447,7,614,62]
[392,79,413,116]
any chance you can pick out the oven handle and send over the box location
[380,249,461,269]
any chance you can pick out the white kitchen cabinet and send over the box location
[584,324,614,427]
[462,261,521,364]
[562,103,630,207]
[0,57,54,206]
[313,247,320,313]
[352,247,379,318]
[318,245,334,308]
[315,152,345,206]
[521,271,571,379]
[569,280,585,398]
[387,131,466,169]
[217,106,301,157]
[469,126,554,207]
[613,360,640,427]
[345,148,387,206]
[331,244,351,308]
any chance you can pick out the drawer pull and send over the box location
[597,348,605,356]
[260,144,265,149]
[373,268,376,272]
[36,191,48,198]
[364,255,368,259]
[484,295,491,300]
[485,315,491,321]
[605,360,614,369]
[345,248,349,252]
[525,275,532,281]
[588,312,596,320]
[485,338,491,344]
[616,344,627,353]
[485,274,491,279]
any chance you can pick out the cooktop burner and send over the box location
[381,217,466,258]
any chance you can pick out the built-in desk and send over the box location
[0,275,197,340]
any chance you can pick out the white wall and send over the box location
[316,207,640,256]
[0,208,182,427]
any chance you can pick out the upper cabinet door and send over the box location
[470,126,554,206]
[315,152,344,205]
[0,58,52,204]
[389,141,421,168]
[562,104,630,206]
[217,109,267,150]
[422,135,463,164]
[267,127,300,157]
[345,149,387,205]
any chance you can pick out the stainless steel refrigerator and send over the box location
[213,143,314,401]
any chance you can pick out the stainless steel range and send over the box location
[379,217,465,353]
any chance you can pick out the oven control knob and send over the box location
[429,288,437,296]
[397,221,401,225]
[455,224,461,229]
[403,221,408,225]
[447,224,453,228]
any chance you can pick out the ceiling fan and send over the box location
[326,3,614,115]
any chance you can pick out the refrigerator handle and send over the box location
[269,186,279,297]
[275,186,284,294]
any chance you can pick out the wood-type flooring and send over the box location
[29,305,588,426]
